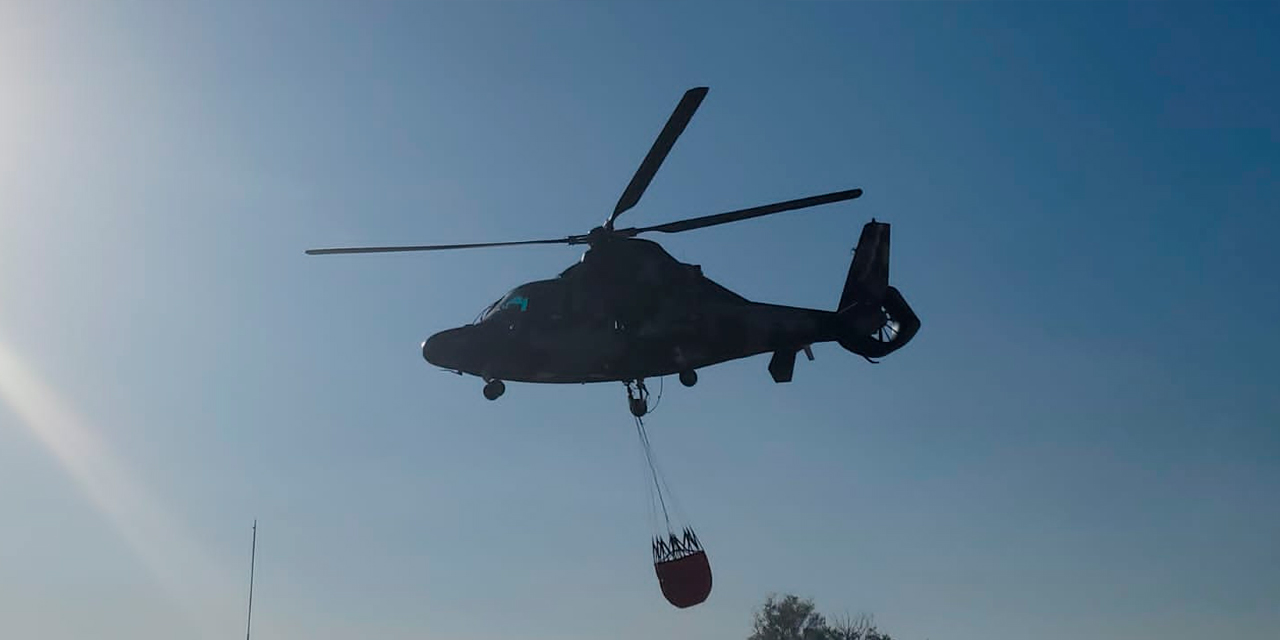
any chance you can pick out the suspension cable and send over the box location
[634,415,672,532]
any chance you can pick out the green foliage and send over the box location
[826,613,894,640]
[748,594,830,640]
[749,594,894,640]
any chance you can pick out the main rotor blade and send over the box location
[607,86,709,229]
[305,237,575,255]
[624,188,863,236]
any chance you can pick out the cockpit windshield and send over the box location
[474,289,532,324]
[471,279,568,325]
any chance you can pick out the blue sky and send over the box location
[1,2,1277,639]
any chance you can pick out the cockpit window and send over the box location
[503,295,529,312]
[472,280,567,325]
[476,291,530,323]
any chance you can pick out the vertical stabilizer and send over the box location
[838,220,890,312]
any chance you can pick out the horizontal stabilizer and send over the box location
[768,349,797,383]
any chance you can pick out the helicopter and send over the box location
[307,87,920,417]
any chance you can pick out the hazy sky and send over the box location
[2,2,1277,639]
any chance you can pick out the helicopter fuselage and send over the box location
[420,236,907,386]
[424,297,837,384]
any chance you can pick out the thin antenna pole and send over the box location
[246,519,257,640]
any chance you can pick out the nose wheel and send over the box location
[625,379,650,417]
[679,369,698,387]
[483,379,505,400]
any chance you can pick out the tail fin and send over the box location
[839,220,890,312]
[836,220,920,359]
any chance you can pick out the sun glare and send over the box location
[0,332,235,634]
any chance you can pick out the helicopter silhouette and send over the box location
[307,87,920,416]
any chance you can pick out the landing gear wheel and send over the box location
[679,370,698,387]
[483,379,505,400]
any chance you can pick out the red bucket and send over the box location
[654,550,712,608]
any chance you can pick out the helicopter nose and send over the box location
[422,327,469,369]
